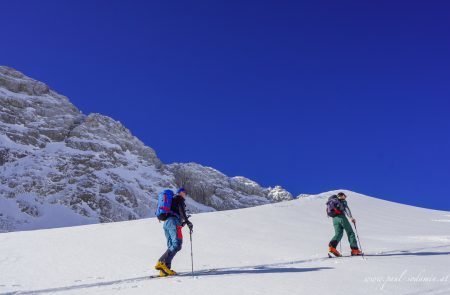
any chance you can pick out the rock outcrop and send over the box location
[0,66,292,232]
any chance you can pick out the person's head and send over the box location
[337,192,347,200]
[177,187,187,198]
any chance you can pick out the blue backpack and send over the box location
[155,189,176,221]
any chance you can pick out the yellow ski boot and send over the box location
[155,261,177,276]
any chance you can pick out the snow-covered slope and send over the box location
[1,190,449,295]
[0,66,292,232]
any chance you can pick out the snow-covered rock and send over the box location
[168,163,292,210]
[0,66,293,232]
[267,185,293,201]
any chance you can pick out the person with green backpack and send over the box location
[326,192,363,257]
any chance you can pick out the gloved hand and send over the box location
[351,218,356,224]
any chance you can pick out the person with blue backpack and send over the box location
[326,192,363,257]
[155,187,193,276]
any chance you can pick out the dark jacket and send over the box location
[170,194,189,224]
[336,199,353,218]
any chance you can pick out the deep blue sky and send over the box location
[1,1,449,210]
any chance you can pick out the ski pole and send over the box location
[353,221,365,259]
[189,230,194,277]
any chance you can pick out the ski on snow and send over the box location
[327,253,364,259]
[149,268,218,279]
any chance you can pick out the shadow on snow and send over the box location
[10,248,450,294]
[196,266,333,277]
[8,266,333,295]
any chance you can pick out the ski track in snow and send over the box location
[5,246,450,295]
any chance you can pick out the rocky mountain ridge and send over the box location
[0,66,293,232]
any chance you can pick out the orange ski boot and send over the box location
[351,249,363,256]
[329,246,342,257]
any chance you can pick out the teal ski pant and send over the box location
[329,215,358,249]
